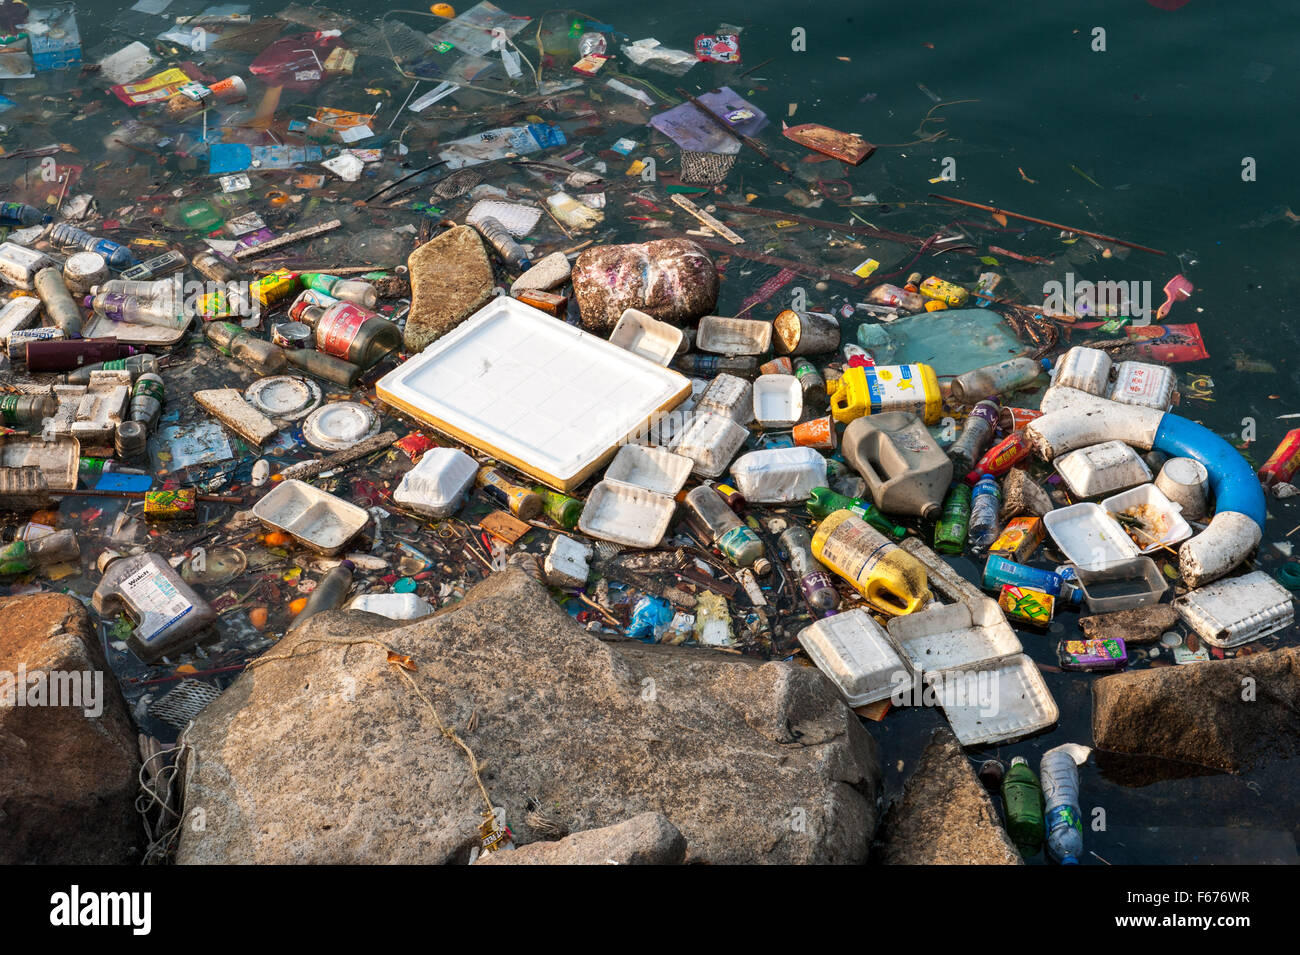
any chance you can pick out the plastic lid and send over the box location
[1010,756,1028,767]
[339,559,355,571]
[96,549,124,573]
[1060,856,1079,865]
[753,557,772,576]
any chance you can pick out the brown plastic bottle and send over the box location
[298,302,401,369]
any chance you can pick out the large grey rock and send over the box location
[1092,646,1300,772]
[403,225,496,352]
[571,238,718,333]
[0,593,140,864]
[176,569,879,864]
[873,727,1022,865]
[476,812,685,865]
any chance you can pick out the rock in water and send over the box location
[510,251,571,295]
[1092,646,1300,772]
[571,238,718,333]
[176,569,880,864]
[0,593,140,864]
[476,812,686,865]
[873,727,1023,865]
[403,225,496,353]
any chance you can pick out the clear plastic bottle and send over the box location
[866,284,925,311]
[684,485,770,574]
[967,473,1002,553]
[1041,744,1089,865]
[287,560,355,633]
[34,266,83,336]
[86,292,184,329]
[471,216,531,271]
[949,357,1051,405]
[47,222,138,269]
[205,321,287,375]
[93,275,183,304]
[779,524,838,616]
[130,373,165,430]
[947,399,999,471]
[0,530,80,575]
[0,394,57,428]
[192,249,244,285]
[671,354,758,378]
[0,201,52,226]
[301,272,378,308]
[93,550,217,662]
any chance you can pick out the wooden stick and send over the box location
[928,194,1166,256]
[232,219,342,261]
[278,430,398,481]
[54,488,244,503]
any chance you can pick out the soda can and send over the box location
[271,321,313,349]
[759,356,794,376]
[997,406,1043,432]
[792,415,837,450]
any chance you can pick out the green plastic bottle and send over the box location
[933,482,971,555]
[806,487,906,539]
[1001,756,1045,857]
[534,487,582,529]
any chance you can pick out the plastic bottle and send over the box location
[829,363,943,425]
[205,322,287,375]
[967,431,1033,483]
[1000,756,1044,856]
[0,530,80,575]
[982,555,1084,605]
[866,284,925,311]
[684,485,770,574]
[34,266,83,336]
[933,482,971,555]
[533,487,582,529]
[287,560,355,633]
[86,292,184,329]
[968,474,1002,553]
[0,201,52,226]
[297,301,402,369]
[63,354,159,385]
[192,249,244,285]
[806,486,905,539]
[471,216,531,271]
[792,358,827,410]
[949,357,1051,405]
[811,510,931,615]
[671,354,758,378]
[47,223,138,269]
[23,338,136,373]
[129,373,165,431]
[119,250,188,282]
[93,276,183,303]
[1040,743,1090,865]
[0,394,57,428]
[300,272,379,308]
[841,412,953,519]
[779,524,838,616]
[284,347,363,387]
[947,399,999,472]
[476,467,543,521]
[92,550,217,662]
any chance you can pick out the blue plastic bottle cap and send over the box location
[1061,856,1079,865]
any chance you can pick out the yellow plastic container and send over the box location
[829,362,943,425]
[811,510,932,615]
[920,276,969,307]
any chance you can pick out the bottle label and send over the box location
[119,565,195,645]
[133,378,165,402]
[0,395,17,423]
[316,303,369,359]
[819,517,893,586]
[798,570,836,603]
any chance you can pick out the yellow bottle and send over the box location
[811,510,931,615]
[829,362,943,425]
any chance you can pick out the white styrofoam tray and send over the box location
[609,308,682,367]
[671,411,749,478]
[604,444,693,497]
[696,315,772,355]
[376,297,691,491]
[1043,502,1141,571]
[1100,482,1192,554]
[1054,439,1152,498]
[1174,570,1295,649]
[936,653,1059,748]
[752,374,802,428]
[886,598,1022,676]
[797,609,912,707]
[577,480,676,549]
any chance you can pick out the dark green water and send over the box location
[29,0,1297,862]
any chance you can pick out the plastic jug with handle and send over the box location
[841,412,953,520]
[828,362,942,425]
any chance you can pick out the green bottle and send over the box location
[534,487,582,529]
[1001,756,1045,857]
[806,487,906,539]
[933,483,971,555]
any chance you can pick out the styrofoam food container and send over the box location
[1109,360,1175,411]
[392,447,478,518]
[1174,570,1295,648]
[886,598,1021,676]
[609,308,683,367]
[604,444,692,497]
[797,609,911,706]
[578,480,676,549]
[671,411,749,478]
[1054,439,1152,498]
[695,373,753,425]
[1043,501,1141,571]
[1101,482,1192,554]
[695,315,772,356]
[253,479,370,555]
[729,446,826,504]
[752,374,803,428]
[938,653,1059,747]
[1052,345,1112,396]
[1067,556,1166,613]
